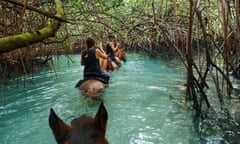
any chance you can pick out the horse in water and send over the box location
[115,48,126,64]
[49,102,109,144]
[99,57,114,72]
[75,42,112,97]
[77,79,108,97]
[100,48,127,72]
[111,48,127,70]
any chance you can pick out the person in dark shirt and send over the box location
[105,34,121,67]
[81,37,110,84]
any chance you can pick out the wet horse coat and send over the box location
[79,79,107,96]
[75,78,108,97]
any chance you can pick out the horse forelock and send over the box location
[68,115,108,144]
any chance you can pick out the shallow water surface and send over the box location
[0,53,204,144]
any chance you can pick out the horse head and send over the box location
[49,102,108,144]
[115,48,126,62]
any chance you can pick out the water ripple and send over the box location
[0,54,204,144]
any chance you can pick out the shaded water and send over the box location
[0,53,236,144]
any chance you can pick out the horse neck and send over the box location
[115,51,120,57]
[116,52,124,61]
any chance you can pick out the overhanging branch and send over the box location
[0,0,65,54]
[3,0,70,23]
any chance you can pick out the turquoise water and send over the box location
[0,53,212,143]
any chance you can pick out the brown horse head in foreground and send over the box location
[49,102,108,144]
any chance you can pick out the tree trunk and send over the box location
[0,0,64,54]
[186,0,194,100]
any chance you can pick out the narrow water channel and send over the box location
[0,53,237,144]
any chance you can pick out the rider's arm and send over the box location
[96,49,108,59]
[96,42,105,53]
[109,42,120,52]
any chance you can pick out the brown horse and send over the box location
[78,79,108,97]
[100,48,126,72]
[99,57,114,72]
[115,48,127,63]
[49,102,109,144]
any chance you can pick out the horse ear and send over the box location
[94,102,108,134]
[49,108,71,143]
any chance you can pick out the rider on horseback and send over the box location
[81,37,110,84]
[105,34,121,67]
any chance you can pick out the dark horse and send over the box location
[49,102,108,144]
